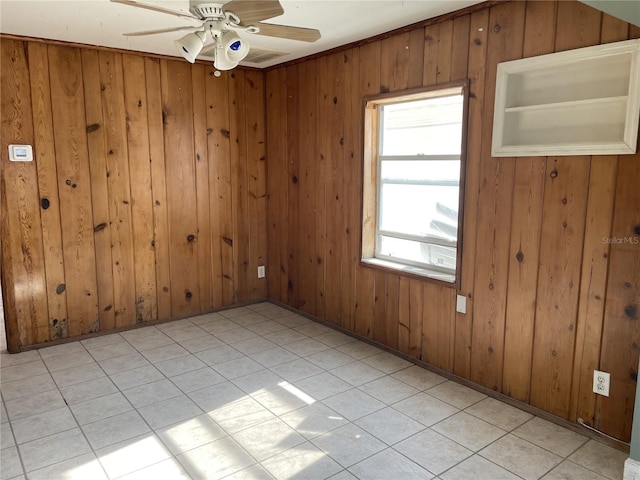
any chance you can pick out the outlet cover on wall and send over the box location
[257,266,265,278]
[593,370,610,397]
[456,295,467,314]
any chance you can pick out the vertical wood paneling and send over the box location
[191,63,213,310]
[315,57,328,320]
[27,42,69,340]
[144,57,171,319]
[453,8,489,378]
[48,45,98,336]
[205,66,234,306]
[598,152,640,440]
[285,65,300,308]
[469,2,525,391]
[161,59,200,315]
[81,49,116,332]
[1,40,49,349]
[122,54,157,323]
[98,51,136,327]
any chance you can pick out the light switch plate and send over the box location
[456,295,467,314]
[8,144,33,162]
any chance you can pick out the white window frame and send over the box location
[361,82,468,286]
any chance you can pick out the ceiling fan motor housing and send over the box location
[190,3,224,19]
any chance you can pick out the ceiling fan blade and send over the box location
[123,25,199,36]
[255,23,321,42]
[111,0,199,20]
[222,0,284,25]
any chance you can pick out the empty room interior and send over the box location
[1,0,639,478]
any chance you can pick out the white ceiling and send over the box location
[0,0,484,68]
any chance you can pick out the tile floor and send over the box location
[0,302,628,480]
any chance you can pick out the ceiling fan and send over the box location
[111,0,321,72]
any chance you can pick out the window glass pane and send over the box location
[379,183,459,242]
[378,235,457,272]
[381,95,463,156]
[381,160,460,183]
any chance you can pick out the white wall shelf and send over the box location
[492,39,640,157]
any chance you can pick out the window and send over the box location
[362,83,468,284]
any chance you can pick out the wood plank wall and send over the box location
[1,40,267,351]
[265,0,640,442]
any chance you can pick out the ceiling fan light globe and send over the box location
[222,31,250,63]
[174,31,206,63]
[214,50,238,70]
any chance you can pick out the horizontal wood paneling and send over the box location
[1,40,267,351]
[265,0,639,442]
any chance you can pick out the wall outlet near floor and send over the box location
[593,370,610,397]
[257,265,265,278]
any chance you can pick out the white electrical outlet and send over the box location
[257,266,265,278]
[456,295,467,314]
[593,370,610,397]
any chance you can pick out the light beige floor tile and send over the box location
[248,347,300,368]
[480,434,562,480]
[440,455,520,480]
[1,446,24,479]
[394,393,458,427]
[294,373,352,401]
[98,352,151,375]
[395,429,472,475]
[264,329,309,346]
[270,359,324,382]
[245,321,290,337]
[567,439,627,480]
[141,343,190,364]
[214,357,264,380]
[70,391,132,425]
[157,414,227,455]
[0,350,40,369]
[11,406,77,444]
[27,452,107,480]
[188,312,226,326]
[358,375,420,405]
[117,457,192,480]
[262,442,342,480]
[356,407,425,445]
[231,312,270,327]
[334,342,382,360]
[43,351,95,373]
[542,460,608,480]
[85,341,136,362]
[176,436,254,480]
[80,333,124,350]
[272,314,311,328]
[391,365,448,390]
[82,410,151,450]
[156,319,197,332]
[0,374,56,402]
[171,367,226,393]
[281,403,349,440]
[465,397,533,431]
[1,421,16,448]
[50,363,105,387]
[37,342,85,359]
[1,361,48,384]
[232,369,284,395]
[18,428,91,472]
[123,379,182,408]
[513,417,588,458]
[234,417,305,461]
[222,463,276,480]
[96,433,172,479]
[126,333,174,352]
[432,412,506,451]
[361,352,412,374]
[109,364,164,390]
[220,306,254,318]
[138,394,202,430]
[178,334,225,353]
[163,325,209,343]
[426,381,486,409]
[188,381,247,413]
[253,385,312,416]
[284,338,331,357]
[231,336,278,355]
[312,424,386,468]
[155,354,207,377]
[295,323,333,338]
[217,327,259,344]
[349,448,433,480]
[4,389,65,421]
[306,349,356,370]
[59,377,118,405]
[195,345,245,366]
[329,362,385,387]
[323,389,385,421]
[199,318,243,335]
[210,397,276,434]
[315,331,357,348]
[327,470,357,480]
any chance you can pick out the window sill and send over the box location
[361,257,456,285]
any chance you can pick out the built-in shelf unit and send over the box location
[492,38,640,157]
